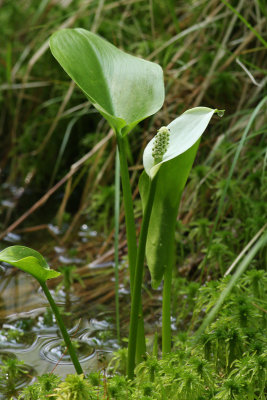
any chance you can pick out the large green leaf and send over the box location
[139,142,199,288]
[50,28,164,134]
[0,246,61,283]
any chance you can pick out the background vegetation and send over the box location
[0,0,266,397]
[1,0,266,271]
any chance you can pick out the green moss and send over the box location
[16,270,266,400]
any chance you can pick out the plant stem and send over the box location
[127,176,157,379]
[162,259,173,355]
[39,281,83,375]
[114,146,120,341]
[162,228,175,355]
[116,134,137,286]
[116,134,146,361]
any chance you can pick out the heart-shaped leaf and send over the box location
[0,246,61,283]
[50,28,164,135]
[143,107,223,179]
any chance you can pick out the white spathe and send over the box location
[143,107,221,179]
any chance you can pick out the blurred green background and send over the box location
[0,0,266,276]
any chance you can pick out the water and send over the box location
[0,259,123,397]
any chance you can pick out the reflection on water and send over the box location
[0,268,42,318]
[1,324,113,378]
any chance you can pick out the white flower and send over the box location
[143,107,224,179]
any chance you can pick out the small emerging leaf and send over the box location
[0,246,61,283]
[143,107,224,179]
[50,29,164,135]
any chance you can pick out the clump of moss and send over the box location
[16,269,266,400]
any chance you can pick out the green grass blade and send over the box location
[49,116,78,187]
[204,96,267,271]
[221,0,267,48]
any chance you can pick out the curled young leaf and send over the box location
[0,246,61,283]
[143,107,224,179]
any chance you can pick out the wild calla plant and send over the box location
[0,246,83,375]
[1,30,224,380]
[127,107,223,377]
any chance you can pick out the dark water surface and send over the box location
[0,241,127,398]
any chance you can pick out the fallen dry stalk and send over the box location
[0,130,114,241]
